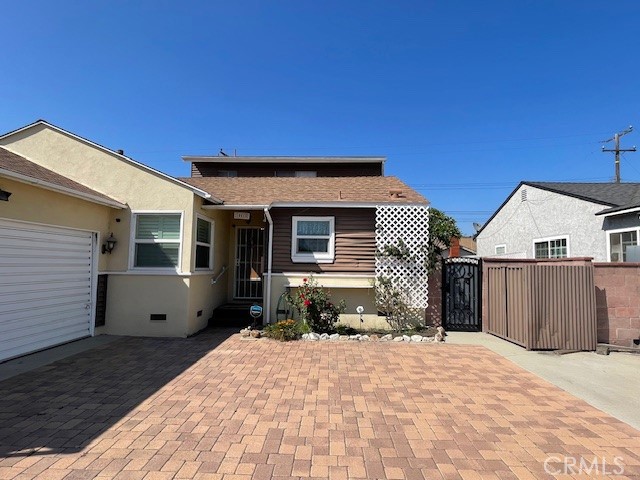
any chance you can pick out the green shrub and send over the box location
[334,324,357,335]
[263,319,304,341]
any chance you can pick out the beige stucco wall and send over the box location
[268,273,385,329]
[0,177,112,270]
[1,125,197,273]
[105,275,190,337]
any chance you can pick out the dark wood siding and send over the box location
[191,162,382,178]
[271,208,375,274]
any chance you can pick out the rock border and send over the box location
[239,326,446,343]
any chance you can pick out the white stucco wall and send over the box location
[477,184,609,261]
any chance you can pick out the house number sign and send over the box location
[233,212,251,221]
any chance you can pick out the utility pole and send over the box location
[602,126,636,183]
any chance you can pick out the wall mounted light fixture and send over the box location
[0,188,12,201]
[102,233,117,254]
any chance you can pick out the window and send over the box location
[291,216,335,263]
[495,244,506,255]
[195,217,213,269]
[534,237,568,259]
[133,214,181,268]
[217,170,237,177]
[275,171,317,177]
[609,229,639,262]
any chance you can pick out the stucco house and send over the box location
[0,120,429,361]
[476,181,640,262]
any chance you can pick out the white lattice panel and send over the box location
[375,205,430,308]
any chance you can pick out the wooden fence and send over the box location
[483,258,597,350]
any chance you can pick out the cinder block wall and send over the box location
[594,263,640,346]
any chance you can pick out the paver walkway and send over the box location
[0,330,639,479]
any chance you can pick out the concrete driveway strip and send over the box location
[0,330,638,479]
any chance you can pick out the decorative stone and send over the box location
[369,334,379,341]
[437,326,446,336]
[309,332,320,341]
[435,332,444,343]
[402,335,411,342]
[349,334,361,341]
[320,333,330,341]
[422,336,434,342]
[329,333,340,341]
[302,333,310,340]
[393,336,404,342]
[339,335,350,341]
[411,335,423,342]
[250,330,262,338]
[240,328,251,337]
[380,334,393,342]
[360,335,370,342]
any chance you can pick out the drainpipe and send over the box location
[263,206,274,324]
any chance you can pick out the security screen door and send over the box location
[234,227,265,299]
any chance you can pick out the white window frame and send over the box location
[291,216,335,263]
[195,214,215,271]
[495,244,506,255]
[129,211,184,272]
[532,235,569,259]
[606,227,640,262]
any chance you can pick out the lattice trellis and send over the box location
[375,205,430,308]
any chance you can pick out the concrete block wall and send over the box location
[594,263,640,347]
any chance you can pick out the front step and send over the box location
[210,302,262,328]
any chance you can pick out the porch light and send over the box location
[102,233,117,254]
[0,188,12,201]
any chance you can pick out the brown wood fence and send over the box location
[484,258,597,350]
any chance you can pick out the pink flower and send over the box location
[304,299,311,307]
[303,278,308,283]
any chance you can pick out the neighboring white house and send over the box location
[476,181,640,262]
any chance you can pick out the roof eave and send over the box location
[182,156,387,164]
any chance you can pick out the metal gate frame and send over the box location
[234,226,265,299]
[442,257,482,332]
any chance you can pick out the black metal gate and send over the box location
[442,257,482,331]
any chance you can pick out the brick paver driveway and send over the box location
[1,330,639,480]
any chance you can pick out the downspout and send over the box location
[263,206,274,324]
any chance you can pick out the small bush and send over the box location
[288,276,346,333]
[263,319,303,341]
[334,324,357,336]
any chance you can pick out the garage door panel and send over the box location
[0,279,91,296]
[0,292,91,320]
[0,219,94,362]
[0,324,91,361]
[2,313,90,342]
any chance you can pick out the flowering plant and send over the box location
[288,276,346,333]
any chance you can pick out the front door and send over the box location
[234,227,265,299]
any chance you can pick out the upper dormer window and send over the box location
[275,171,317,177]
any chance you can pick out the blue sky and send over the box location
[2,1,640,235]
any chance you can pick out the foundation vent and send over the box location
[150,314,167,321]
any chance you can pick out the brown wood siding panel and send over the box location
[271,208,375,274]
[191,162,382,178]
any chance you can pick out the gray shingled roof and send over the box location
[524,182,640,208]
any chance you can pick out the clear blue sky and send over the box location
[2,1,640,235]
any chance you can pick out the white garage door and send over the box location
[0,219,95,362]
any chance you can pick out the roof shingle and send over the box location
[179,176,428,206]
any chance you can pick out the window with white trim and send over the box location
[291,216,335,263]
[495,244,506,255]
[195,217,214,269]
[133,214,181,268]
[609,229,639,262]
[534,237,567,259]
